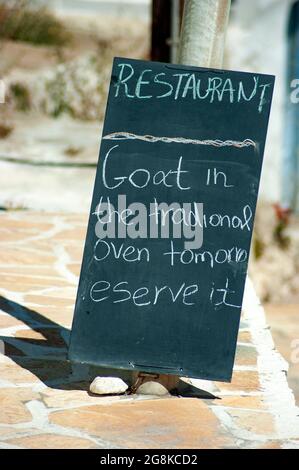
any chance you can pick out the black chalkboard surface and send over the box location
[69,57,274,381]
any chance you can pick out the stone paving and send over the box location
[0,210,298,449]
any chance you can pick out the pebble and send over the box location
[89,377,128,395]
[136,381,169,396]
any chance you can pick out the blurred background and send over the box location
[0,0,298,402]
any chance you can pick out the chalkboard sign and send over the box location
[69,58,274,381]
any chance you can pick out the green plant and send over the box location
[0,123,13,138]
[44,66,74,118]
[43,54,109,121]
[64,146,83,157]
[253,234,265,259]
[0,1,71,46]
[10,82,31,111]
[273,221,291,250]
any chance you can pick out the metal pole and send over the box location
[170,0,181,63]
[178,0,231,68]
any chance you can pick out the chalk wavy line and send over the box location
[102,132,256,148]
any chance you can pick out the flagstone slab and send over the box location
[0,387,40,424]
[7,434,97,449]
[215,371,261,393]
[208,395,267,410]
[49,398,234,449]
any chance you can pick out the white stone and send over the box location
[136,381,169,396]
[89,377,128,395]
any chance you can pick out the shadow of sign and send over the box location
[0,295,219,399]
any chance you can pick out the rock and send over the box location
[89,377,128,395]
[136,381,169,396]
